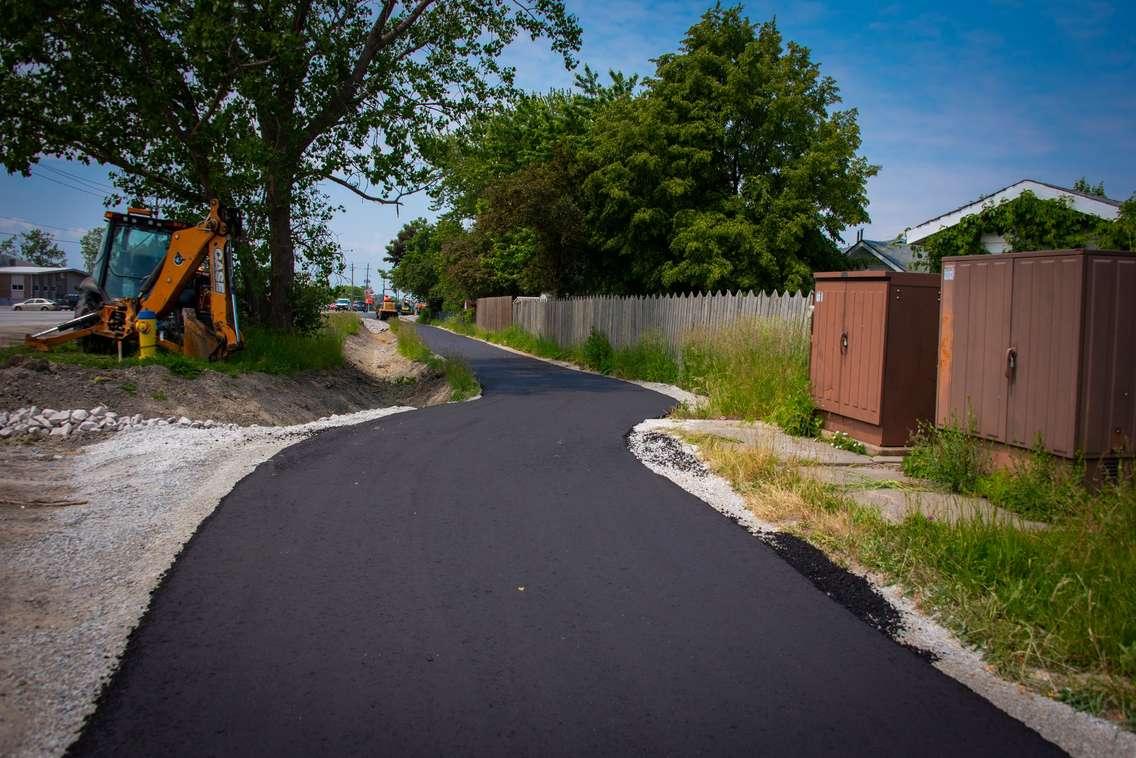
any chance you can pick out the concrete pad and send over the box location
[850,488,1047,530]
[660,418,872,465]
[798,464,914,487]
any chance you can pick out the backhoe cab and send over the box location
[27,201,243,360]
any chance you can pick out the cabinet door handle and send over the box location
[840,332,848,354]
[1005,347,1017,380]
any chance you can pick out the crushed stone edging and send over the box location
[627,418,1136,758]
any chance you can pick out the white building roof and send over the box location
[904,179,1122,244]
[0,266,87,275]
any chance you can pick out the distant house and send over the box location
[845,179,1124,271]
[0,266,89,305]
[843,231,918,272]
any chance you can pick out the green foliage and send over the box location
[680,319,818,435]
[866,484,1136,724]
[830,431,867,455]
[419,6,874,300]
[902,422,987,493]
[1073,177,1107,197]
[389,318,481,401]
[0,1,580,328]
[580,328,614,373]
[610,334,680,384]
[79,228,104,273]
[7,228,65,267]
[913,190,1133,272]
[903,424,1088,523]
[0,311,358,375]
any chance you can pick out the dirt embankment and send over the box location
[0,325,448,427]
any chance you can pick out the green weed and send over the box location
[902,422,987,493]
[830,431,868,455]
[390,318,481,401]
[580,328,614,374]
[610,333,680,384]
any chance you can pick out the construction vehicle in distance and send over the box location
[27,201,243,360]
[378,294,399,321]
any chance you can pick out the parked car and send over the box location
[13,298,59,311]
[352,300,366,311]
[55,293,80,310]
[334,297,351,311]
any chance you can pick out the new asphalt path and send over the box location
[71,325,1061,756]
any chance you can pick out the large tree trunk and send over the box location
[266,175,294,330]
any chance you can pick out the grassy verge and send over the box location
[389,318,479,401]
[903,423,1091,523]
[684,431,1136,728]
[0,311,361,377]
[437,315,817,436]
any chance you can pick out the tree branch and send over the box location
[324,173,436,209]
[297,0,435,153]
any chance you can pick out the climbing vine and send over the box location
[911,190,1134,272]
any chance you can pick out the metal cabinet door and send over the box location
[836,281,887,425]
[1006,254,1082,456]
[937,258,1013,439]
[810,279,846,413]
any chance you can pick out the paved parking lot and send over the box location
[0,306,73,347]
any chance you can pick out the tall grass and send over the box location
[904,423,1088,523]
[390,318,480,401]
[691,432,1136,727]
[1,311,361,376]
[679,319,820,436]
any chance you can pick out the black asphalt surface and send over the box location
[72,326,1061,756]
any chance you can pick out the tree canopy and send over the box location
[390,6,877,307]
[0,0,580,327]
[0,229,66,267]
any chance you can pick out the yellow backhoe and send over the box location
[27,200,243,360]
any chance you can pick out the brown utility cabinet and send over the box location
[936,249,1136,460]
[810,271,941,447]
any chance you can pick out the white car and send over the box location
[12,298,59,311]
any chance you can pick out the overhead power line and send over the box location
[30,172,107,198]
[38,163,117,193]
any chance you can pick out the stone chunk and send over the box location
[78,421,99,432]
[71,409,90,422]
[49,410,71,422]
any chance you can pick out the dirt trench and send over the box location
[0,326,449,428]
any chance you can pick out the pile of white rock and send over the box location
[0,406,234,439]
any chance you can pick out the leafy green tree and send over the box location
[14,229,66,267]
[385,219,431,268]
[0,1,580,328]
[578,7,876,293]
[79,228,104,273]
[1073,178,1106,197]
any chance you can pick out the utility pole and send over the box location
[350,262,355,292]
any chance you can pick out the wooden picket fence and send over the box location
[475,295,513,332]
[507,290,813,350]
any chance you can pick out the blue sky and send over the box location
[1,0,1132,283]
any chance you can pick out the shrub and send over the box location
[975,446,1085,522]
[610,333,680,384]
[902,422,987,493]
[581,328,614,374]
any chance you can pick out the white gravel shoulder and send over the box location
[0,405,413,758]
[627,420,1136,758]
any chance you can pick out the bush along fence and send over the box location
[506,290,813,350]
